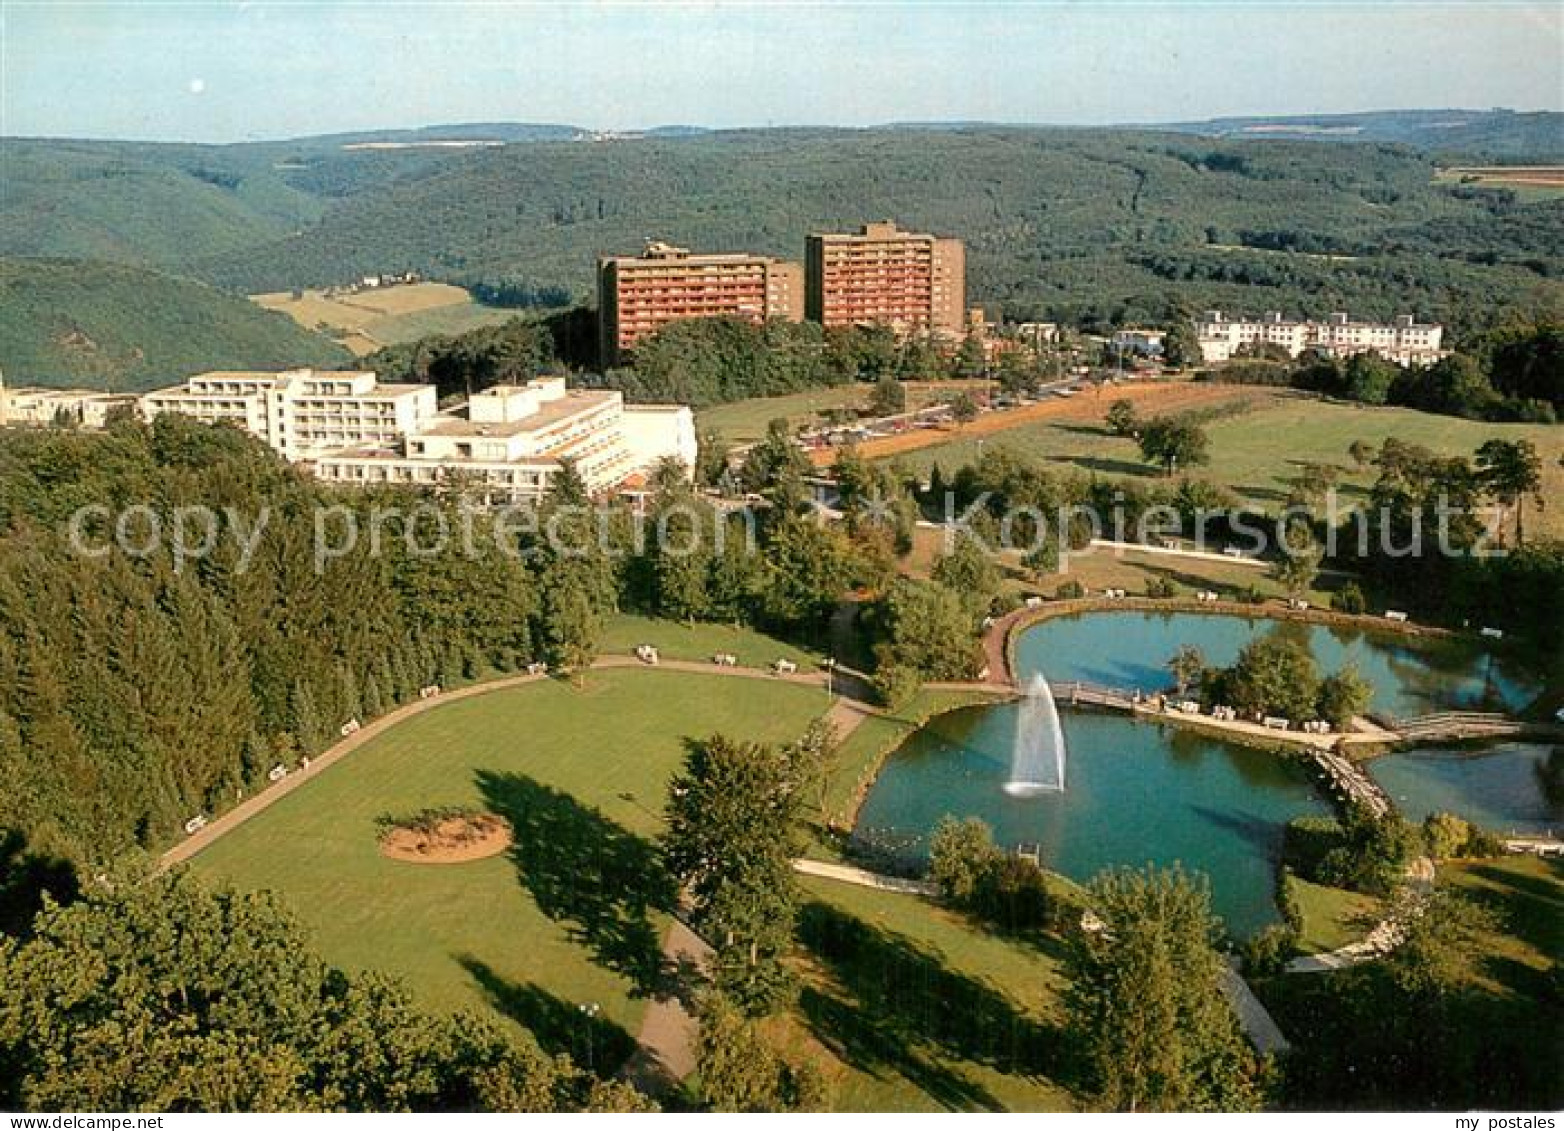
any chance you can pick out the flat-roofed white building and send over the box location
[1195,311,1445,367]
[141,369,440,462]
[0,373,139,429]
[313,377,697,503]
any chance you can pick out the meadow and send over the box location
[873,385,1564,539]
[251,281,515,356]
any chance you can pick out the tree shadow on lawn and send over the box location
[460,955,639,1076]
[795,900,1076,1111]
[476,770,679,998]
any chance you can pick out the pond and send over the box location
[1367,743,1562,836]
[1011,610,1540,719]
[855,610,1542,939]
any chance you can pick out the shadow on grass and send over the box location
[476,769,678,997]
[459,955,638,1076]
[796,900,1073,1111]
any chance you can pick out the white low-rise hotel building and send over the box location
[140,369,696,502]
[0,375,139,429]
[1195,311,1445,367]
[141,369,440,462]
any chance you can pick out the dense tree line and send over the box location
[0,870,648,1112]
[1218,320,1563,423]
[0,416,608,866]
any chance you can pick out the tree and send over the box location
[1474,438,1543,546]
[0,870,642,1112]
[929,816,999,904]
[1167,645,1206,698]
[1066,865,1263,1112]
[1138,416,1210,476]
[868,579,982,693]
[1105,398,1139,437]
[740,418,811,513]
[931,534,1000,624]
[694,993,827,1112]
[949,391,979,423]
[1343,352,1398,405]
[1211,634,1321,720]
[663,736,804,1014]
[1347,438,1377,470]
[867,374,906,417]
[1161,320,1200,370]
[952,334,987,381]
[1275,520,1322,599]
[1316,664,1372,727]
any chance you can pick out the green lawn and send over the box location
[363,300,518,346]
[1438,854,1563,997]
[1290,877,1382,953]
[882,390,1564,539]
[781,875,1077,1111]
[190,668,829,1060]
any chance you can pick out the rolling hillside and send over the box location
[0,258,350,390]
[185,127,1564,334]
[1,114,1560,389]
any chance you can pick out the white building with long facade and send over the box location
[140,369,696,502]
[1195,311,1445,366]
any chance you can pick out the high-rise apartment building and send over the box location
[597,241,803,364]
[805,221,966,337]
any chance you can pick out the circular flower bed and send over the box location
[377,807,512,864]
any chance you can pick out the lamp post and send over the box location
[578,1001,600,1071]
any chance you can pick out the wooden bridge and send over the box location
[1049,679,1140,711]
[1387,710,1531,744]
[1308,749,1393,819]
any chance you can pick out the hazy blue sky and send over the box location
[3,2,1560,142]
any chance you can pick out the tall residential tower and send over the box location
[804,221,966,337]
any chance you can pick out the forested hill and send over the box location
[0,258,350,390]
[1151,109,1564,158]
[2,118,1562,389]
[187,127,1564,332]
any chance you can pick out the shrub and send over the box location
[1241,923,1298,977]
[1145,576,1177,599]
[1056,579,1086,600]
[1330,582,1367,615]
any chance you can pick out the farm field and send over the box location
[189,667,828,1055]
[871,384,1564,539]
[251,281,515,355]
[1435,165,1564,199]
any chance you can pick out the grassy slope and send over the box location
[785,875,1076,1112]
[0,258,349,390]
[191,667,828,1053]
[880,386,1564,538]
[1291,877,1382,953]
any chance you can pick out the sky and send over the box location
[1,1,1560,143]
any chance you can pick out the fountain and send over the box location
[1005,673,1067,795]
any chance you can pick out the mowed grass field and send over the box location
[252,281,516,356]
[190,667,829,1052]
[880,385,1564,539]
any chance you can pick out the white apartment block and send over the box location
[141,369,439,462]
[140,370,696,503]
[1195,312,1445,367]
